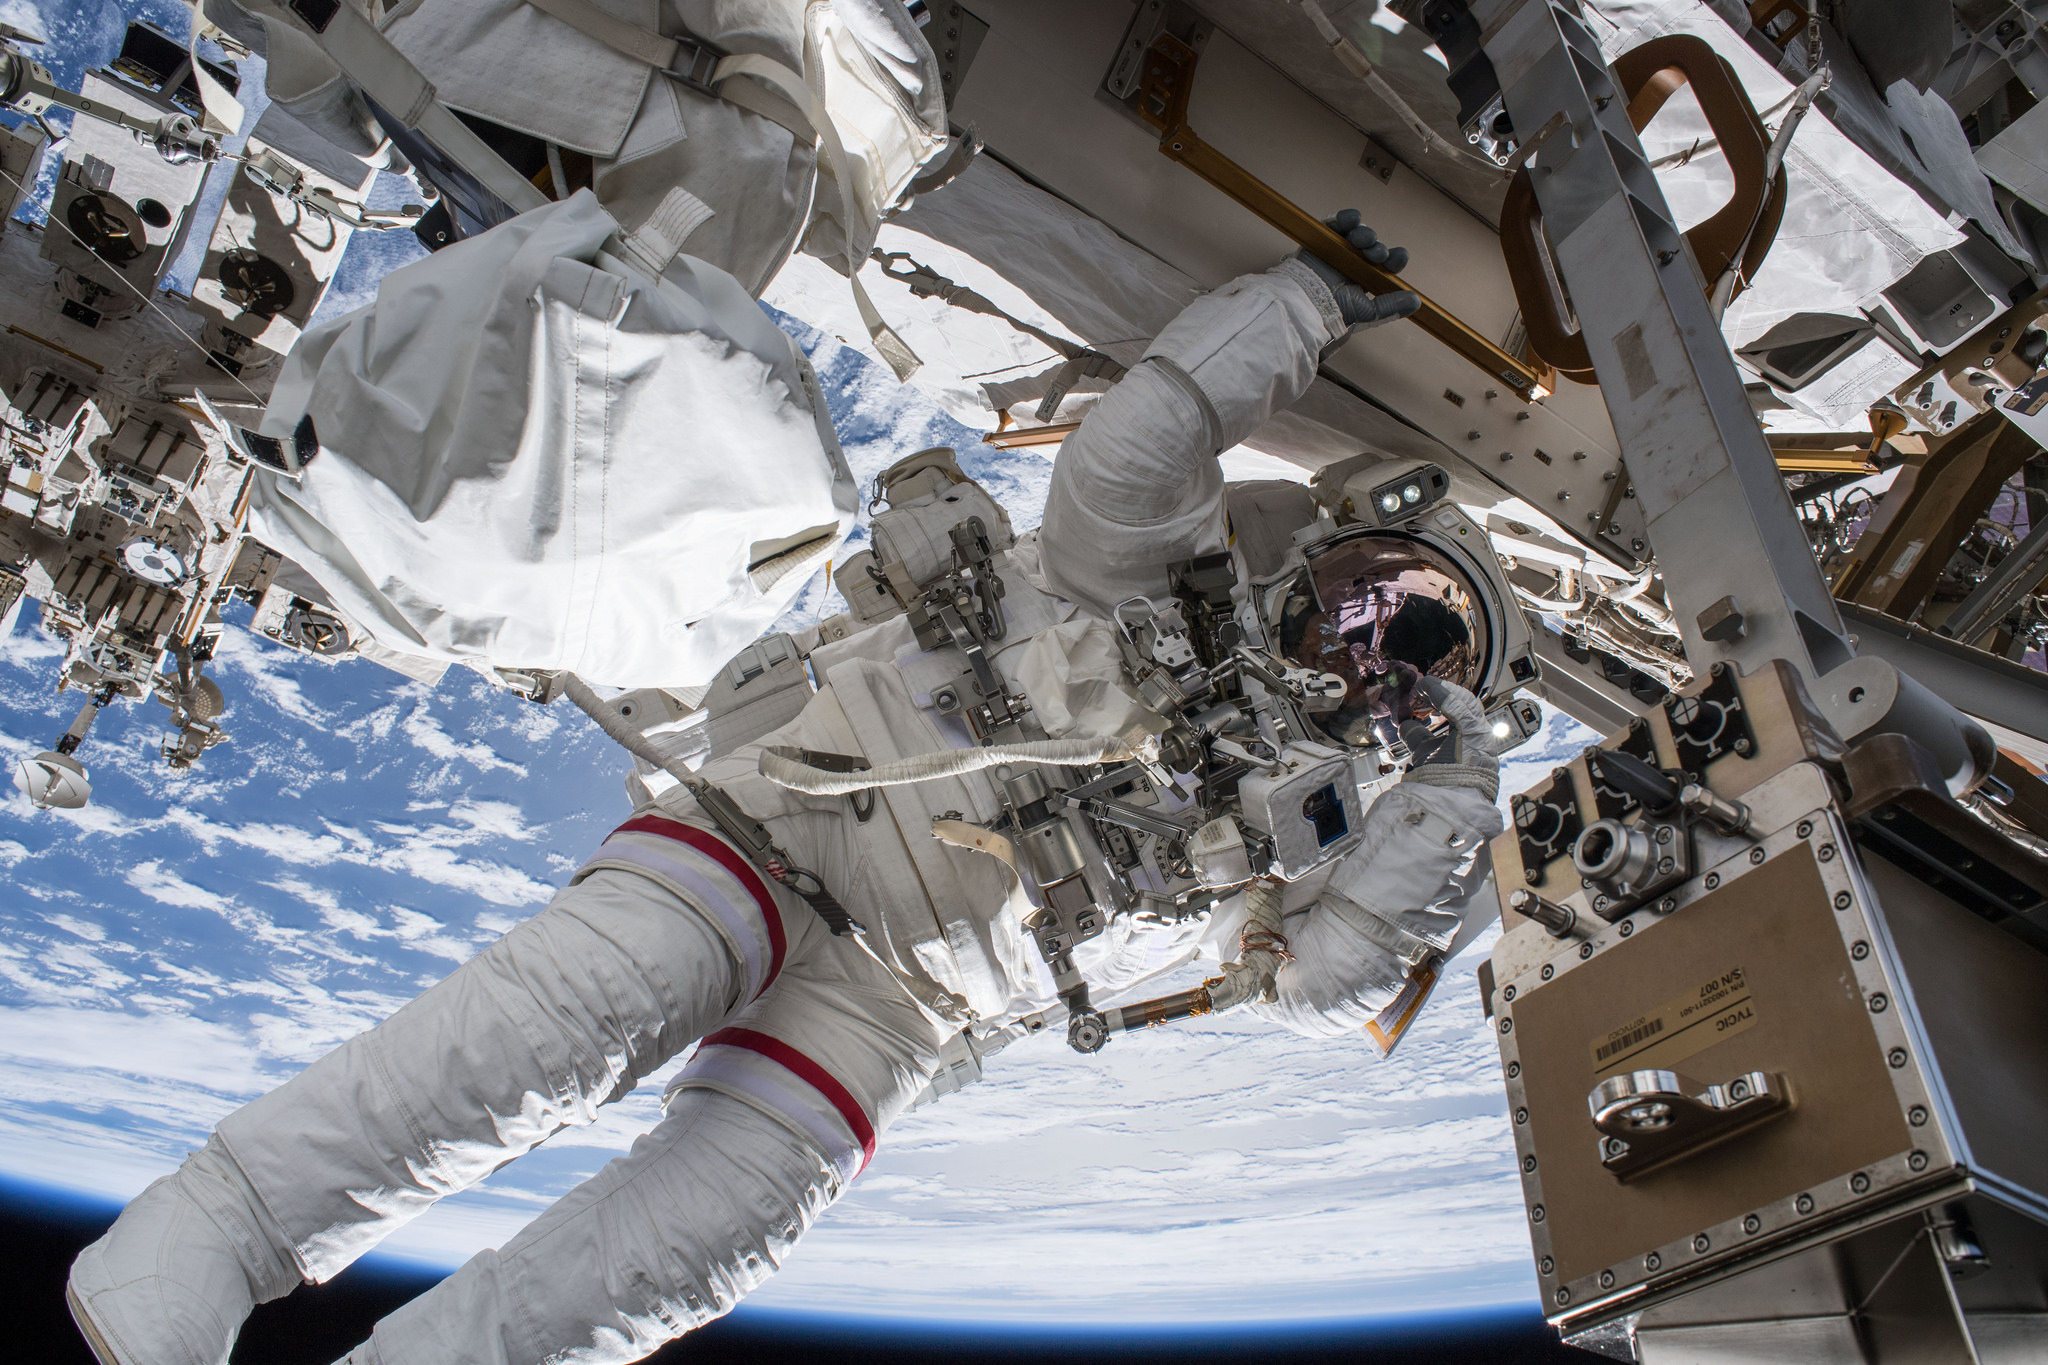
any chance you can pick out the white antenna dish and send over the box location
[16,751,91,809]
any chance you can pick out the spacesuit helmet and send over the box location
[1258,459,1526,752]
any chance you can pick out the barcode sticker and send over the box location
[1590,966,1754,1076]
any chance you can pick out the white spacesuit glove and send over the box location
[1253,680,1506,1038]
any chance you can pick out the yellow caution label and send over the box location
[1591,966,1755,1077]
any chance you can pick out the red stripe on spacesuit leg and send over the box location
[699,1026,878,1170]
[608,814,788,997]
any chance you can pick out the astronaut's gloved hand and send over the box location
[1295,209,1421,328]
[1402,676,1503,800]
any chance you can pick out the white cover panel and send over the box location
[250,192,856,688]
[1586,0,1964,351]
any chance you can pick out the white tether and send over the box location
[759,735,1143,795]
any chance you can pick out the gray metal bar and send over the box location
[1474,0,1850,685]
[1942,517,2048,646]
[1840,601,2048,744]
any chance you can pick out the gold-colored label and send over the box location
[1590,966,1756,1076]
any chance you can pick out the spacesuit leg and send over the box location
[334,851,948,1365]
[68,820,786,1365]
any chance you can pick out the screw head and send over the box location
[1532,1204,1546,1223]
[1835,892,1852,910]
[1851,940,1870,960]
[1541,963,1555,981]
[1507,1060,1521,1078]
[1503,984,1517,1002]
[1619,920,1634,937]
[1909,1151,1929,1172]
[1657,857,1674,874]
[1909,1105,1928,1126]
[1869,993,1888,1013]
[1515,1107,1529,1125]
[1500,1017,1514,1034]
[1644,1252,1662,1271]
[1599,1270,1615,1289]
[1526,868,1541,884]
[1658,897,1676,913]
[1796,1194,1815,1214]
[1656,826,1673,844]
[1541,1256,1555,1275]
[1524,1155,1538,1173]
[1743,1214,1761,1234]
[1888,1048,1908,1068]
[1819,844,1836,862]
[1704,872,1721,890]
[1797,820,1814,838]
[1850,1172,1871,1194]
[1749,847,1765,865]
[1580,943,1595,959]
[1556,1288,1571,1306]
[1733,737,1752,755]
[1693,1234,1711,1253]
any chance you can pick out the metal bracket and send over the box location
[1591,1068,1791,1181]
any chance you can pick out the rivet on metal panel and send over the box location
[1501,1017,1515,1033]
[1533,1204,1546,1222]
[1870,993,1888,1012]
[1888,1048,1907,1067]
[1704,873,1721,889]
[1909,1151,1929,1171]
[1524,1154,1538,1172]
[1797,819,1814,837]
[1819,844,1836,861]
[1540,963,1555,981]
[1796,1193,1815,1213]
[1835,892,1851,909]
[1619,920,1634,936]
[1508,1060,1522,1077]
[1599,1269,1615,1288]
[1516,1107,1529,1124]
[1909,1105,1928,1126]
[1645,1251,1662,1271]
[1851,941,1870,959]
[1556,1288,1570,1305]
[1541,1255,1555,1275]
[1850,1172,1871,1193]
[1657,897,1676,913]
[1749,847,1766,864]
[1692,1233,1711,1252]
[1743,1214,1761,1234]
[1579,943,1595,959]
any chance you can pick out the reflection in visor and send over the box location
[1278,533,1491,749]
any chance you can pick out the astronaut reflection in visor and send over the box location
[1280,532,1486,751]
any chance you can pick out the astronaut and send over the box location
[67,217,1509,1365]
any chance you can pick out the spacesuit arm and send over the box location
[1254,680,1506,1040]
[1037,259,1345,618]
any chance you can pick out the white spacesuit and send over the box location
[68,236,1507,1365]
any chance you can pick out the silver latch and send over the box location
[1590,1068,1790,1181]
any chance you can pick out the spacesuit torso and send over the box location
[636,258,1505,1041]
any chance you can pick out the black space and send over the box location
[11,1192,1598,1364]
